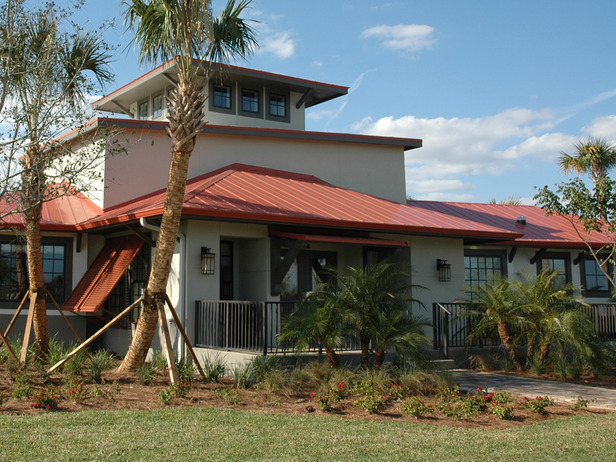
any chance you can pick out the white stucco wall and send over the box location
[103,130,407,209]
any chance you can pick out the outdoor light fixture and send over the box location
[437,259,451,282]
[201,247,215,275]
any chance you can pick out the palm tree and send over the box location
[279,286,353,368]
[4,3,112,359]
[335,263,427,369]
[559,137,616,185]
[118,0,257,371]
[463,277,526,370]
[517,270,605,377]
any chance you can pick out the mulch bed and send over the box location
[1,367,612,429]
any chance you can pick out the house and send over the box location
[1,59,614,366]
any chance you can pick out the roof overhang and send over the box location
[92,58,349,114]
[270,231,409,247]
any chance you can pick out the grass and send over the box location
[0,407,614,461]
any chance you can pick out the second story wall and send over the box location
[103,128,408,209]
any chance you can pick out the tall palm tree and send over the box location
[559,137,616,185]
[118,0,257,371]
[5,3,112,358]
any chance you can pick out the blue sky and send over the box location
[75,0,616,204]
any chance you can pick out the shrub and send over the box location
[175,358,196,383]
[30,388,59,411]
[136,363,157,385]
[250,355,281,383]
[230,363,253,389]
[573,395,596,411]
[202,353,226,383]
[401,396,433,418]
[64,349,88,378]
[490,402,514,419]
[353,392,386,413]
[159,385,175,405]
[520,396,554,413]
[214,388,240,405]
[388,383,405,400]
[88,349,116,383]
[11,382,32,400]
[66,383,89,402]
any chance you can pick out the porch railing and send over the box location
[433,302,616,357]
[195,300,360,354]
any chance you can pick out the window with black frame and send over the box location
[464,250,507,289]
[537,252,571,287]
[0,238,71,305]
[580,257,612,297]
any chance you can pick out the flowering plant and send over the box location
[31,390,59,411]
[520,396,554,413]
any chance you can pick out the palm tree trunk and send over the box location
[497,321,523,371]
[25,211,49,359]
[118,78,203,372]
[22,147,49,359]
[360,336,371,368]
[324,345,339,368]
[374,349,385,370]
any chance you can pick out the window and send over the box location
[279,250,337,301]
[220,241,233,300]
[580,257,612,296]
[241,89,259,113]
[269,93,286,117]
[464,250,507,288]
[152,94,163,118]
[138,101,148,120]
[0,238,71,304]
[537,252,571,287]
[213,84,232,109]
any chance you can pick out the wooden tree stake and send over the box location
[48,297,143,374]
[157,298,179,384]
[165,294,206,379]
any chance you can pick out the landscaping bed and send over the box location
[0,359,611,429]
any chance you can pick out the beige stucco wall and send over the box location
[103,130,406,209]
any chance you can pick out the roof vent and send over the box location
[516,215,527,225]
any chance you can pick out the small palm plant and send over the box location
[462,276,526,371]
[279,284,353,367]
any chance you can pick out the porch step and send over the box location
[433,359,456,370]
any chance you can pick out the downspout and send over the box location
[139,217,187,360]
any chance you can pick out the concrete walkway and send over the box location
[453,369,616,409]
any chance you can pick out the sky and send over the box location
[70,0,616,204]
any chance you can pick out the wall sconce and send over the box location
[201,247,215,275]
[437,259,451,282]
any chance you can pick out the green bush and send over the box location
[401,396,433,418]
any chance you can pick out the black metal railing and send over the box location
[195,300,360,354]
[433,302,616,357]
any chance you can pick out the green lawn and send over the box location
[0,408,615,461]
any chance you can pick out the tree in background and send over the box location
[559,137,616,186]
[535,137,616,289]
[118,0,257,372]
[0,0,113,358]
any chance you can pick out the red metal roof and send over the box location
[0,184,102,231]
[77,164,521,240]
[62,236,144,313]
[407,201,613,248]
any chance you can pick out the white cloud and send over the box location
[582,115,616,141]
[361,24,435,53]
[257,32,295,59]
[353,108,578,200]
